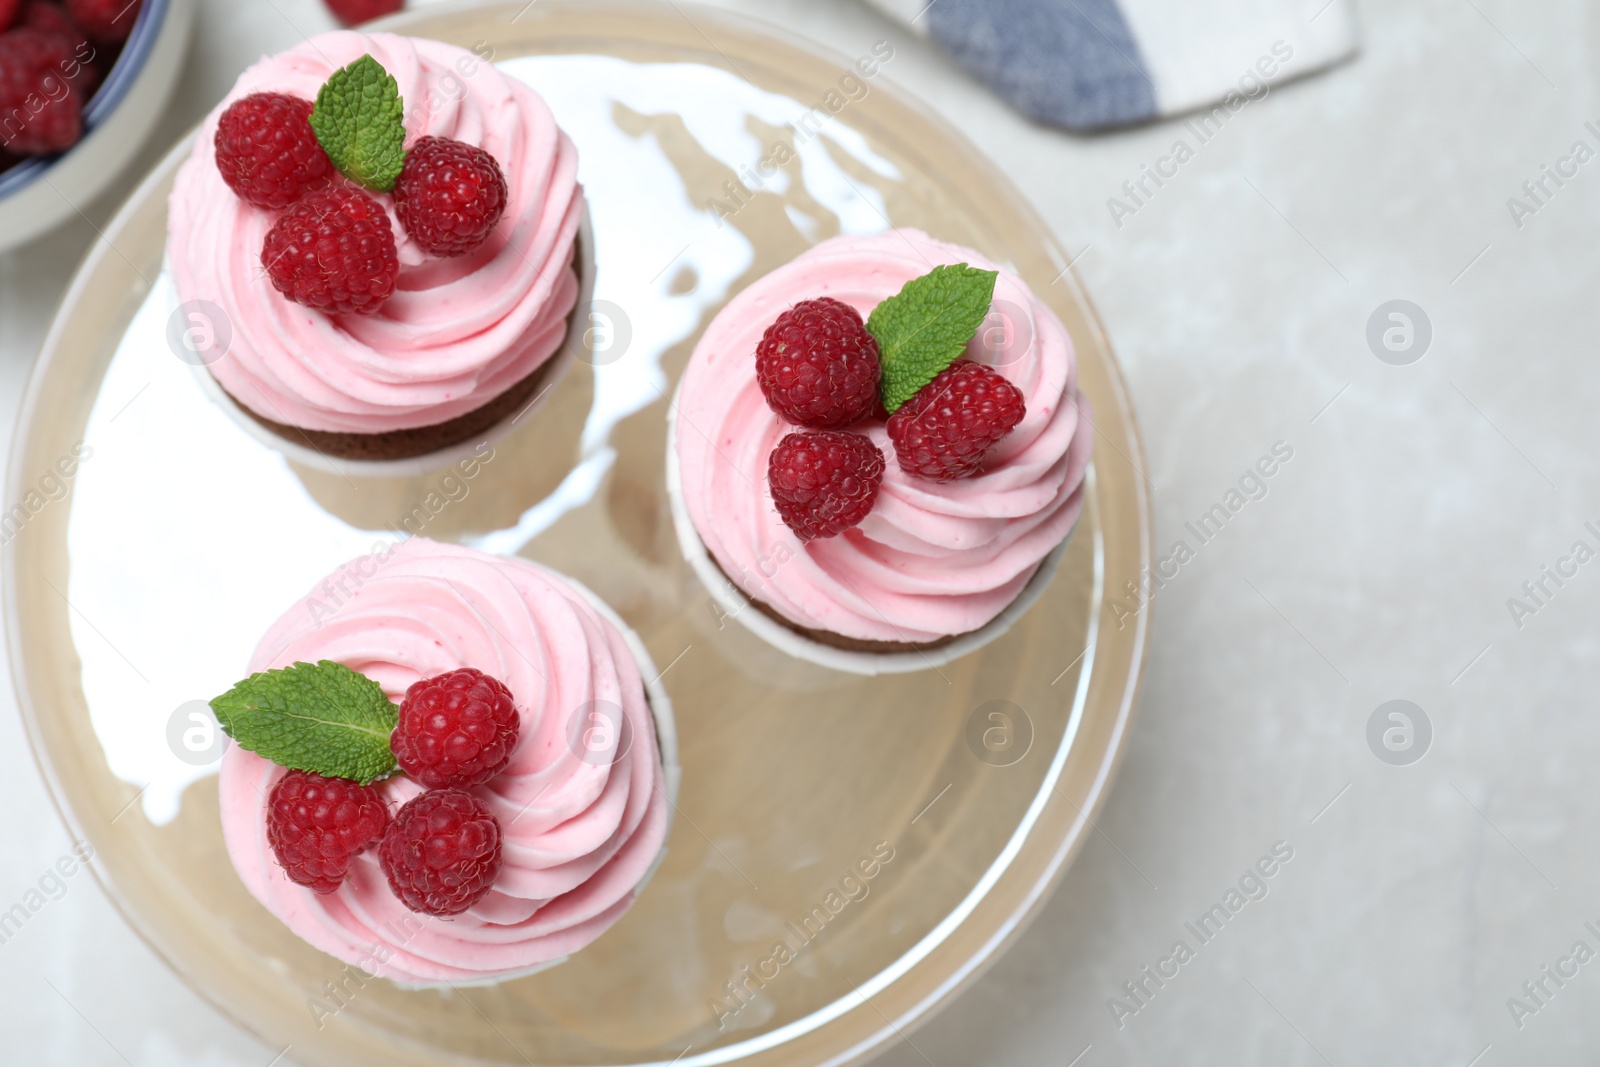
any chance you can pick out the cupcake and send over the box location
[211,539,677,986]
[168,32,586,464]
[669,229,1093,673]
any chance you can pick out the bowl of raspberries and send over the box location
[0,0,194,252]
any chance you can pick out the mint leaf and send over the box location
[309,54,406,192]
[867,263,1000,413]
[211,660,398,783]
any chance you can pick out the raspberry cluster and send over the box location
[213,81,508,318]
[755,298,1026,539]
[0,1,125,166]
[754,299,886,540]
[264,667,520,917]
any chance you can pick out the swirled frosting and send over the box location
[168,32,582,434]
[218,539,669,985]
[675,230,1093,644]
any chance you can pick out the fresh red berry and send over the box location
[17,4,100,97]
[267,770,389,895]
[768,430,884,540]
[12,20,91,83]
[21,0,84,44]
[0,30,83,155]
[392,135,508,257]
[378,788,502,916]
[755,298,880,429]
[323,0,402,26]
[262,186,399,316]
[214,92,332,209]
[887,360,1026,481]
[0,0,23,32]
[65,0,138,45]
[391,668,520,789]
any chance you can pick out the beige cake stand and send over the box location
[4,3,1152,1065]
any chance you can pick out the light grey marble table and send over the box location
[2,0,1592,1063]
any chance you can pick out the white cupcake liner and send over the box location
[184,204,596,479]
[664,384,1072,676]
[570,574,683,821]
[392,575,680,991]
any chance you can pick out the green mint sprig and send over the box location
[309,54,407,193]
[866,263,999,414]
[210,660,398,783]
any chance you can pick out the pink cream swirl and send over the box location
[218,539,669,985]
[168,32,581,434]
[675,230,1094,644]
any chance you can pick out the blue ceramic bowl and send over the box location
[0,0,194,251]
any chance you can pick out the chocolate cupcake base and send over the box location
[225,354,559,462]
[714,554,966,654]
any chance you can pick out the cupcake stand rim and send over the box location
[4,119,199,1022]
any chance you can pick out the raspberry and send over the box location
[323,0,402,26]
[378,788,502,916]
[392,668,520,789]
[17,5,100,97]
[768,430,884,540]
[887,360,1026,481]
[65,0,138,45]
[392,136,508,257]
[755,298,881,429]
[214,93,332,209]
[267,770,389,895]
[11,23,90,83]
[20,0,83,44]
[0,30,83,155]
[262,186,399,316]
